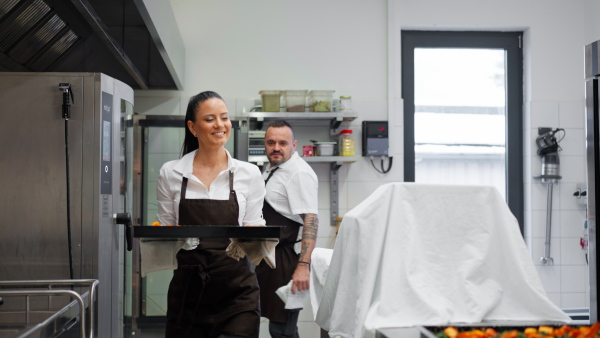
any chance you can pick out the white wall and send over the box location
[135,0,595,334]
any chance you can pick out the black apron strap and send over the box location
[264,167,280,184]
[181,176,189,199]
[228,170,235,196]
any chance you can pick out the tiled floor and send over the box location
[120,309,587,338]
[127,286,323,337]
[124,316,324,337]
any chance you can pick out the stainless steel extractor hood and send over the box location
[0,0,184,90]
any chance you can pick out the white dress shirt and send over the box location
[157,149,265,227]
[263,152,318,225]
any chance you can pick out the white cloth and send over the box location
[180,237,199,250]
[263,151,318,252]
[314,183,571,338]
[310,247,333,316]
[276,279,309,310]
[225,220,279,268]
[140,240,180,277]
[226,237,278,267]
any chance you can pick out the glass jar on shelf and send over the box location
[339,96,352,112]
[338,129,355,156]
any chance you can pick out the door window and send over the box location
[402,31,523,229]
[414,48,506,198]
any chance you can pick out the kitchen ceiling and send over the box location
[0,0,183,90]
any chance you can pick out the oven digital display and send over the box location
[100,91,113,195]
[102,120,111,161]
[249,139,264,146]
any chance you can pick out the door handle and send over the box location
[113,213,132,251]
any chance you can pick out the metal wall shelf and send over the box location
[249,155,358,166]
[304,156,358,164]
[238,111,357,118]
[236,111,358,129]
[239,111,359,225]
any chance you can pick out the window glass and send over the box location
[414,48,506,198]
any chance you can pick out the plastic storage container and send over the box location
[284,90,308,112]
[339,129,355,156]
[314,141,336,156]
[309,90,335,112]
[259,90,281,112]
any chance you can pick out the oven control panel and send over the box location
[248,130,267,163]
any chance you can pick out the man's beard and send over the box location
[268,151,283,165]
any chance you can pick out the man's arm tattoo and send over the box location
[302,213,318,241]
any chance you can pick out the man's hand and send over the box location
[291,263,310,294]
[292,212,318,294]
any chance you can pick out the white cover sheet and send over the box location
[314,183,570,338]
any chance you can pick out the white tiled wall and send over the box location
[525,99,589,309]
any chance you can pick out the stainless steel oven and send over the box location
[0,72,133,338]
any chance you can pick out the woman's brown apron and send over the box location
[255,169,303,323]
[165,172,260,338]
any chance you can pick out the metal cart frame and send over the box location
[0,279,99,338]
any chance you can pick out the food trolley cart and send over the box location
[0,279,98,338]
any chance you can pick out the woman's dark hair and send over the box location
[182,91,224,156]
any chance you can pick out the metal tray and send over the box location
[376,326,437,338]
[133,225,283,239]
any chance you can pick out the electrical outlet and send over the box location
[574,182,588,207]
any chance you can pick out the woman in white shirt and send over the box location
[156,91,265,338]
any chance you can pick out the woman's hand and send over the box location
[180,238,199,250]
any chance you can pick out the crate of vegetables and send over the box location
[427,323,600,338]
